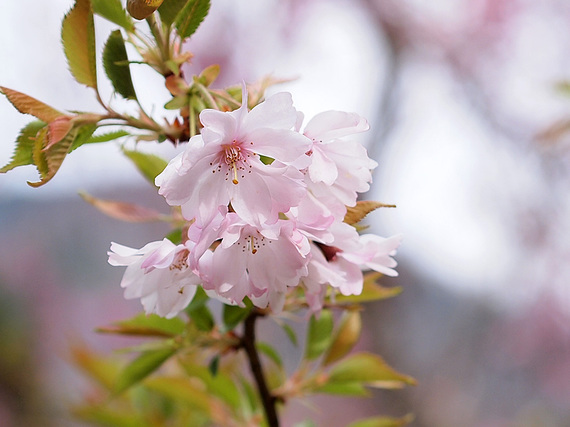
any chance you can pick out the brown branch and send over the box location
[241,311,280,427]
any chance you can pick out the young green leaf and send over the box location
[72,405,145,427]
[0,121,46,173]
[97,313,185,338]
[174,0,210,39]
[327,352,416,387]
[185,287,215,332]
[305,309,334,361]
[71,130,130,151]
[322,310,362,366]
[62,0,98,89]
[92,0,135,32]
[70,345,121,390]
[158,0,188,27]
[0,87,63,122]
[114,347,177,394]
[144,376,212,413]
[256,342,283,369]
[281,323,298,347]
[208,355,220,377]
[314,381,369,397]
[182,362,241,409]
[222,301,252,331]
[122,149,168,186]
[103,30,137,100]
[334,272,402,304]
[347,414,415,427]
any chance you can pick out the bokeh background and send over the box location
[1,0,570,425]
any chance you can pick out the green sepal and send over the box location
[103,30,137,100]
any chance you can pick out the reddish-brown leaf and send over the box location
[0,86,63,122]
[80,192,167,222]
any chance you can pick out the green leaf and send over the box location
[208,355,220,376]
[347,414,415,427]
[334,272,402,304]
[0,87,63,122]
[0,121,46,173]
[222,300,252,331]
[28,127,73,187]
[72,405,146,427]
[92,0,135,32]
[158,0,188,27]
[103,30,137,100]
[84,130,130,144]
[314,381,369,397]
[68,123,97,151]
[182,362,241,409]
[144,376,212,413]
[323,310,362,366]
[185,288,214,332]
[70,345,121,390]
[97,313,185,337]
[62,0,97,89]
[31,127,49,180]
[281,323,298,347]
[256,342,283,369]
[122,149,168,186]
[174,0,210,39]
[327,352,416,387]
[305,309,334,361]
[114,347,177,394]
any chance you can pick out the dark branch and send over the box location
[242,311,280,427]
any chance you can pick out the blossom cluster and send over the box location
[108,88,401,318]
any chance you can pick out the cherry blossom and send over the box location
[302,110,377,217]
[108,239,201,318]
[197,213,310,311]
[156,88,311,226]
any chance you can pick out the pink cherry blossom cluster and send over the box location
[108,88,401,318]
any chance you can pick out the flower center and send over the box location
[236,231,272,255]
[224,143,244,185]
[169,249,190,271]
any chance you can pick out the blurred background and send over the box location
[1,0,570,425]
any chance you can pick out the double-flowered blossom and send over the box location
[108,239,201,318]
[109,87,401,317]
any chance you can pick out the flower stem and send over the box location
[242,311,280,427]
